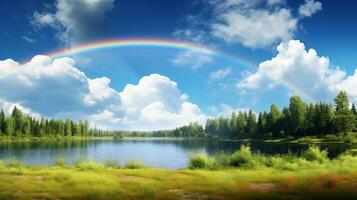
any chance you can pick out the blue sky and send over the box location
[1,0,357,130]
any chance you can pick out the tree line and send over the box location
[1,91,356,139]
[121,91,357,138]
[205,91,357,138]
[0,107,97,137]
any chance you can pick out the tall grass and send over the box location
[188,154,213,169]
[188,145,351,171]
[124,160,145,169]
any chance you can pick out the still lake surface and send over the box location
[0,139,355,169]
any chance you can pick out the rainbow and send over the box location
[45,38,257,69]
[43,38,315,101]
[48,38,213,57]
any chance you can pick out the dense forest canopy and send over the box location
[1,91,357,138]
[119,91,357,138]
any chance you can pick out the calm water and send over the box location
[0,139,355,169]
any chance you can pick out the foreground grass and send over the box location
[0,164,356,199]
[1,147,357,200]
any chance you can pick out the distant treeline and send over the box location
[1,91,357,139]
[205,91,357,138]
[118,91,357,138]
[0,107,113,137]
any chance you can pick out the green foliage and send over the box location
[75,160,105,171]
[188,154,213,169]
[0,106,111,139]
[203,91,357,140]
[6,158,22,168]
[54,157,67,167]
[302,146,328,163]
[228,145,255,168]
[124,160,145,169]
[105,159,121,168]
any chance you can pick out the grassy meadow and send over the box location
[0,146,356,200]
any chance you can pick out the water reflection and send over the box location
[0,139,355,169]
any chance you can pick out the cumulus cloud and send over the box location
[172,50,213,70]
[0,55,120,117]
[212,8,297,48]
[114,74,206,130]
[177,0,322,49]
[0,56,206,130]
[299,0,322,18]
[210,67,232,80]
[31,0,115,45]
[31,12,58,28]
[209,103,250,117]
[237,40,357,102]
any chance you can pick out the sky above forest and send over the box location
[1,0,357,130]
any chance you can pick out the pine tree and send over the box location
[0,110,5,135]
[267,104,282,135]
[257,112,266,137]
[5,117,15,136]
[65,118,72,136]
[230,112,238,137]
[334,91,356,134]
[245,110,257,137]
[12,106,24,136]
[289,96,306,136]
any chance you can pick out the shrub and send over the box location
[105,159,121,168]
[54,157,67,167]
[0,160,5,171]
[6,158,22,168]
[124,160,145,169]
[213,152,230,168]
[228,145,254,168]
[75,160,105,171]
[188,154,213,169]
[302,146,328,163]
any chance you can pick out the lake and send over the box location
[0,139,355,169]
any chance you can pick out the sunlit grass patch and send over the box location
[104,159,121,168]
[53,157,67,167]
[188,153,214,169]
[75,160,105,171]
[124,160,146,169]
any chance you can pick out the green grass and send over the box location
[0,147,356,199]
[264,132,357,144]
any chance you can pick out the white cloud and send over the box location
[31,12,58,28]
[117,74,207,130]
[172,50,213,70]
[0,59,19,75]
[0,56,206,130]
[22,36,36,43]
[209,103,250,117]
[31,0,115,45]
[211,4,297,48]
[237,40,357,102]
[299,0,322,18]
[210,67,232,80]
[177,0,322,49]
[0,99,41,118]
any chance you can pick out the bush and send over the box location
[188,154,213,169]
[228,145,254,168]
[54,157,67,167]
[105,159,121,168]
[124,160,145,169]
[6,158,22,168]
[75,160,105,171]
[302,146,328,163]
